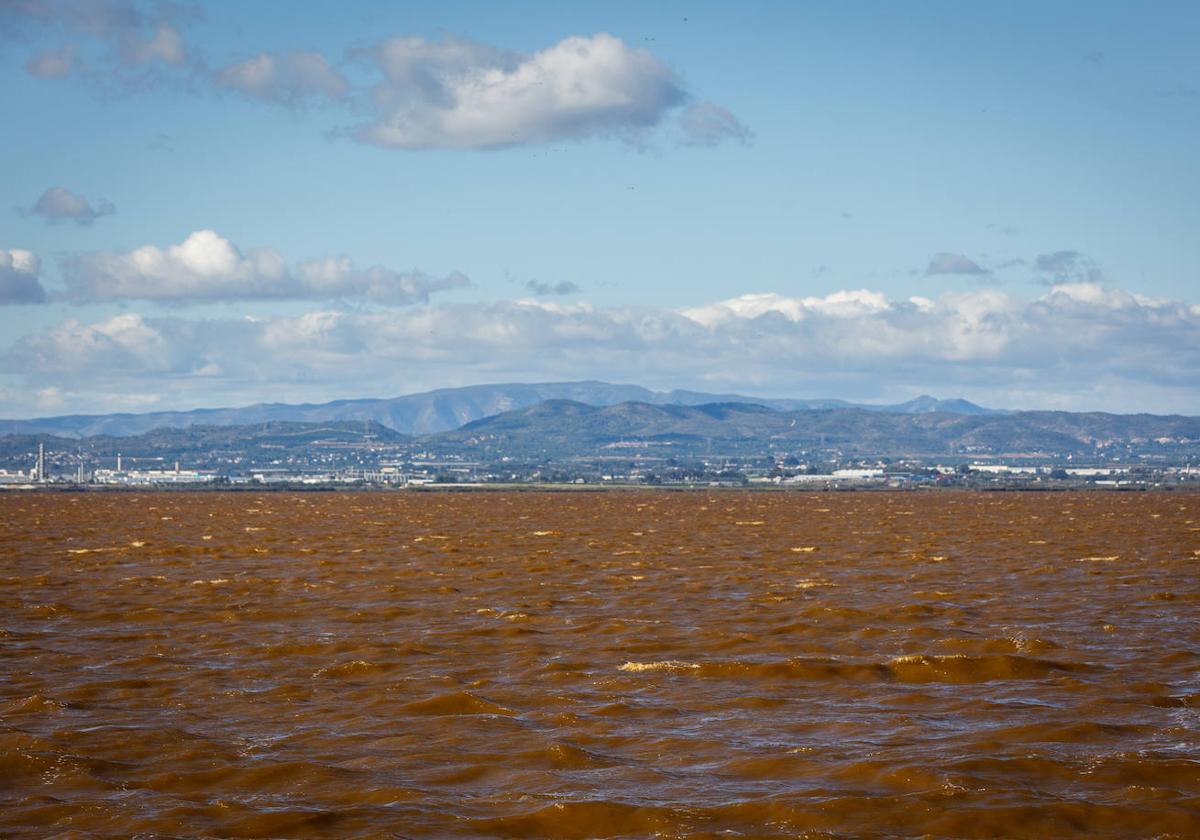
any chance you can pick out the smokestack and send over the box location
[117,453,122,472]
[36,442,45,482]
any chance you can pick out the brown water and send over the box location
[2,491,1199,838]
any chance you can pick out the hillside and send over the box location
[4,401,1196,472]
[425,401,1200,459]
[0,421,407,469]
[0,381,998,438]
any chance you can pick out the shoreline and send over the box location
[1,482,1190,494]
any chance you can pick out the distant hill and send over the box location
[2,402,1197,467]
[0,421,406,463]
[0,381,1000,438]
[424,400,1200,459]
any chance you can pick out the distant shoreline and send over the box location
[2,483,1189,494]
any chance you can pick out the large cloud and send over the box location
[5,284,1198,414]
[0,249,48,304]
[61,230,469,304]
[27,186,116,225]
[355,33,689,149]
[13,11,745,150]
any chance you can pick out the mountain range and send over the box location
[430,400,1200,459]
[0,381,1000,438]
[4,399,1196,466]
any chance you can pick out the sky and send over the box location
[1,0,1198,418]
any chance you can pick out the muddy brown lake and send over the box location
[2,490,1199,838]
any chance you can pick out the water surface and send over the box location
[2,490,1198,837]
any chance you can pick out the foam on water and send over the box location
[618,660,700,672]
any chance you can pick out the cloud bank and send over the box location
[5,284,1197,414]
[60,230,469,304]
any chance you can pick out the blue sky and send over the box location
[1,1,1198,416]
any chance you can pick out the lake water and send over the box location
[2,490,1198,838]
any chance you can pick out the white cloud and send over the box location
[34,386,69,411]
[61,229,468,305]
[293,256,469,304]
[5,284,1198,414]
[1044,282,1140,309]
[10,12,744,151]
[217,50,348,105]
[680,290,891,326]
[0,249,48,304]
[27,186,115,225]
[64,230,285,302]
[10,312,172,373]
[356,32,690,149]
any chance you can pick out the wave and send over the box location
[311,659,398,679]
[395,690,515,716]
[617,654,1092,684]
